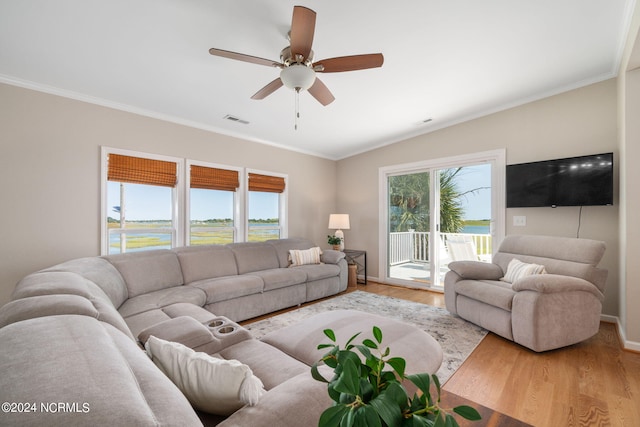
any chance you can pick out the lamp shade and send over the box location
[280,64,316,91]
[328,214,350,230]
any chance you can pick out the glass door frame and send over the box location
[378,149,506,289]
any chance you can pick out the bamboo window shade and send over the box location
[190,165,239,191]
[248,173,286,193]
[107,154,177,187]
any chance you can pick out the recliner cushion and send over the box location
[174,245,238,284]
[118,286,207,318]
[106,250,184,298]
[455,279,515,311]
[189,275,264,304]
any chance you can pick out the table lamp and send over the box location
[328,214,350,251]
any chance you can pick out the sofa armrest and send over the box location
[512,274,604,301]
[447,261,503,280]
[320,249,345,264]
[138,316,254,354]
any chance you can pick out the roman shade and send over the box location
[190,165,239,192]
[248,173,285,193]
[108,153,177,187]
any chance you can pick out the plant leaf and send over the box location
[355,344,373,360]
[363,338,378,349]
[407,373,431,396]
[312,363,329,383]
[324,329,337,342]
[318,343,336,350]
[453,405,482,421]
[387,357,406,379]
[373,326,383,343]
[358,405,383,427]
[318,404,350,427]
[333,358,361,396]
[370,390,403,427]
[443,413,459,427]
[385,381,409,409]
[344,332,362,349]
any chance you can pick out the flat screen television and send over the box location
[506,152,613,208]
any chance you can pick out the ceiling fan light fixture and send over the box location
[280,64,316,91]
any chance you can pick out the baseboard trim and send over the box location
[601,314,640,352]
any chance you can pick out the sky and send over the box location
[107,182,278,221]
[454,164,492,220]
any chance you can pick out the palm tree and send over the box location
[389,168,483,233]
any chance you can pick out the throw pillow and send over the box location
[289,246,323,267]
[145,336,265,415]
[501,258,547,283]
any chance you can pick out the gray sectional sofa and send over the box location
[0,238,353,426]
[444,234,608,352]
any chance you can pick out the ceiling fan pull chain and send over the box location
[295,88,300,130]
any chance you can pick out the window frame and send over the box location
[100,147,289,254]
[100,147,183,255]
[185,159,244,245]
[246,168,288,241]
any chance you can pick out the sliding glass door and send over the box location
[381,151,504,290]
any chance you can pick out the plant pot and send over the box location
[332,244,341,251]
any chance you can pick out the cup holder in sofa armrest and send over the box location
[206,317,254,349]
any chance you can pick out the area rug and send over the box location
[244,290,487,383]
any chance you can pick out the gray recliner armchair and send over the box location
[444,234,607,352]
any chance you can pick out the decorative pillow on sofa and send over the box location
[288,246,323,267]
[145,336,265,415]
[501,258,547,283]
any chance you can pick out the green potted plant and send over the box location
[312,326,481,427]
[327,234,342,250]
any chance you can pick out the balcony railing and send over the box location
[389,231,492,265]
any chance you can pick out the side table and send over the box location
[343,249,367,285]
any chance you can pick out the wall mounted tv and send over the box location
[506,152,613,208]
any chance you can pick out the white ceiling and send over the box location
[0,1,634,160]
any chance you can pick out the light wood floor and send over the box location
[356,283,640,427]
[248,282,640,426]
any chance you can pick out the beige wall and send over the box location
[336,79,620,317]
[0,83,337,306]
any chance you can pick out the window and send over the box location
[102,149,181,254]
[100,148,288,254]
[187,161,242,245]
[247,171,287,242]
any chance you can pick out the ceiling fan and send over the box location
[208,5,384,106]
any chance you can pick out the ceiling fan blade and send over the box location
[251,78,284,100]
[209,48,281,68]
[289,6,316,60]
[313,53,384,73]
[308,78,335,106]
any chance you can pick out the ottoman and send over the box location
[260,309,443,376]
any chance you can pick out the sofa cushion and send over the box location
[146,336,265,416]
[44,257,129,308]
[247,268,307,292]
[229,242,281,274]
[0,315,202,426]
[294,263,341,282]
[218,339,310,390]
[189,275,264,304]
[267,237,315,268]
[455,279,515,311]
[106,250,184,297]
[174,245,238,284]
[118,286,207,318]
[0,294,97,328]
[289,247,323,266]
[501,258,546,283]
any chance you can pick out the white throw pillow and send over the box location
[145,336,265,415]
[289,246,323,267]
[501,258,547,283]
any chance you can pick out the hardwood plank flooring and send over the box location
[244,282,640,426]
